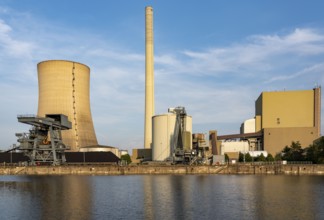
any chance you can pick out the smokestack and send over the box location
[37,60,98,151]
[144,6,154,149]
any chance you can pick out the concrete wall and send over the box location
[257,90,315,128]
[221,141,250,154]
[263,127,318,155]
[1,164,323,175]
[255,115,262,132]
[220,164,324,175]
[131,149,152,163]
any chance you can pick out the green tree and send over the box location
[266,153,275,162]
[275,153,282,161]
[225,154,229,163]
[257,153,266,162]
[245,153,252,162]
[281,141,305,161]
[121,154,132,164]
[239,152,252,162]
[305,137,324,164]
[239,152,244,162]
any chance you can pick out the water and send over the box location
[0,175,323,220]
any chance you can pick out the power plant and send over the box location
[1,6,322,167]
[37,60,98,151]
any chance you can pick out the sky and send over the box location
[0,0,324,152]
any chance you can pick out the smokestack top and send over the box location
[145,6,153,11]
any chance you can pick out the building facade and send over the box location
[255,87,321,155]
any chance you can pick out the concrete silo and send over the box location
[152,113,192,161]
[37,60,98,151]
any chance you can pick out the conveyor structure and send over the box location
[15,114,72,165]
[169,107,196,164]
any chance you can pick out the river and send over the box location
[0,175,323,220]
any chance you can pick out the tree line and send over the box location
[237,137,324,164]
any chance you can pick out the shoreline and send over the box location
[1,164,324,175]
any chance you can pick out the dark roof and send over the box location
[65,152,120,163]
[0,153,29,163]
[0,152,120,163]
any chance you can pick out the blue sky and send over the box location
[0,0,323,152]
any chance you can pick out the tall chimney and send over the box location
[144,6,154,149]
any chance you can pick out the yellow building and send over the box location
[37,60,98,151]
[255,87,321,155]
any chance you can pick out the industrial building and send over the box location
[256,87,321,155]
[37,60,98,151]
[216,87,321,157]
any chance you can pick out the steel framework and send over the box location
[16,114,71,165]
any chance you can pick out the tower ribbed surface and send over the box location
[37,60,98,151]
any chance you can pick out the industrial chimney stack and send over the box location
[144,6,154,149]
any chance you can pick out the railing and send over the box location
[17,114,37,118]
[234,161,313,165]
[1,162,28,167]
[286,161,313,165]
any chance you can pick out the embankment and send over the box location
[0,164,324,175]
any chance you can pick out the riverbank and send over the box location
[1,164,324,175]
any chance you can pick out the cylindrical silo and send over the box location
[37,60,98,151]
[152,113,192,161]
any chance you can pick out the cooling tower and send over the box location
[37,60,98,151]
[144,6,155,149]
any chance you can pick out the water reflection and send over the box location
[141,175,323,220]
[254,176,321,220]
[143,175,195,219]
[0,176,92,220]
[0,175,323,219]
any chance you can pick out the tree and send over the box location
[225,154,229,163]
[121,154,132,164]
[239,152,252,162]
[274,153,282,161]
[239,152,244,162]
[305,137,324,164]
[281,141,305,161]
[257,153,266,162]
[245,153,252,162]
[266,153,274,162]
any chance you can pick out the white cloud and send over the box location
[265,63,324,83]
[0,19,35,58]
[181,29,324,78]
